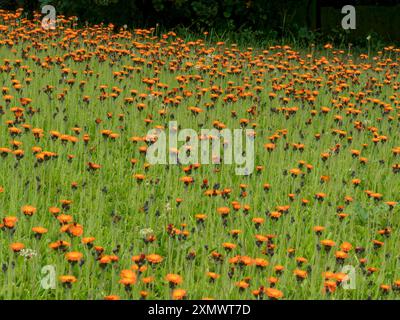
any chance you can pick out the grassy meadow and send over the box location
[0,9,400,300]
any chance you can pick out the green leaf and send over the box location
[354,202,369,225]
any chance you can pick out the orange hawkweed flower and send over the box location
[373,239,384,249]
[57,214,73,224]
[180,176,193,185]
[87,162,101,171]
[142,276,155,285]
[49,207,61,216]
[222,242,237,251]
[195,214,207,223]
[269,211,281,220]
[10,242,25,252]
[207,272,220,282]
[235,281,250,290]
[294,269,308,281]
[313,226,325,235]
[380,284,391,294]
[172,289,187,300]
[60,200,73,210]
[324,281,337,293]
[252,217,265,228]
[217,207,230,217]
[268,277,279,287]
[335,251,348,262]
[385,201,397,209]
[296,257,308,266]
[21,205,36,216]
[59,275,77,288]
[3,216,18,229]
[146,254,163,265]
[82,237,96,245]
[264,288,283,299]
[393,280,400,291]
[165,273,183,286]
[289,168,302,176]
[119,269,137,286]
[65,251,83,262]
[315,193,326,201]
[321,239,336,250]
[134,173,146,181]
[49,240,71,251]
[98,255,112,266]
[32,226,48,238]
[274,265,285,275]
[253,258,269,268]
[340,242,353,252]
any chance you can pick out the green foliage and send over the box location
[5,0,309,35]
[354,202,369,225]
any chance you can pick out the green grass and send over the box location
[0,12,399,300]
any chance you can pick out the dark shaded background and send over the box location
[1,0,399,44]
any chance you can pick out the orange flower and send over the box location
[340,242,353,252]
[289,168,302,176]
[207,272,220,281]
[49,207,61,215]
[293,269,308,280]
[269,211,281,220]
[252,217,265,227]
[165,273,183,286]
[119,269,137,286]
[82,237,96,245]
[385,201,397,209]
[235,281,250,289]
[57,214,73,224]
[222,242,237,251]
[268,277,279,286]
[99,255,112,266]
[142,276,155,285]
[146,253,163,264]
[264,288,283,299]
[253,258,269,268]
[180,176,193,185]
[335,251,348,261]
[87,162,101,171]
[274,265,285,275]
[65,223,84,237]
[3,216,18,228]
[134,173,146,181]
[380,284,391,293]
[172,289,187,300]
[59,275,77,286]
[313,226,325,235]
[32,226,48,236]
[373,239,384,249]
[195,214,207,222]
[10,242,25,252]
[49,240,71,251]
[321,239,336,249]
[217,207,230,216]
[324,281,337,293]
[65,251,83,262]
